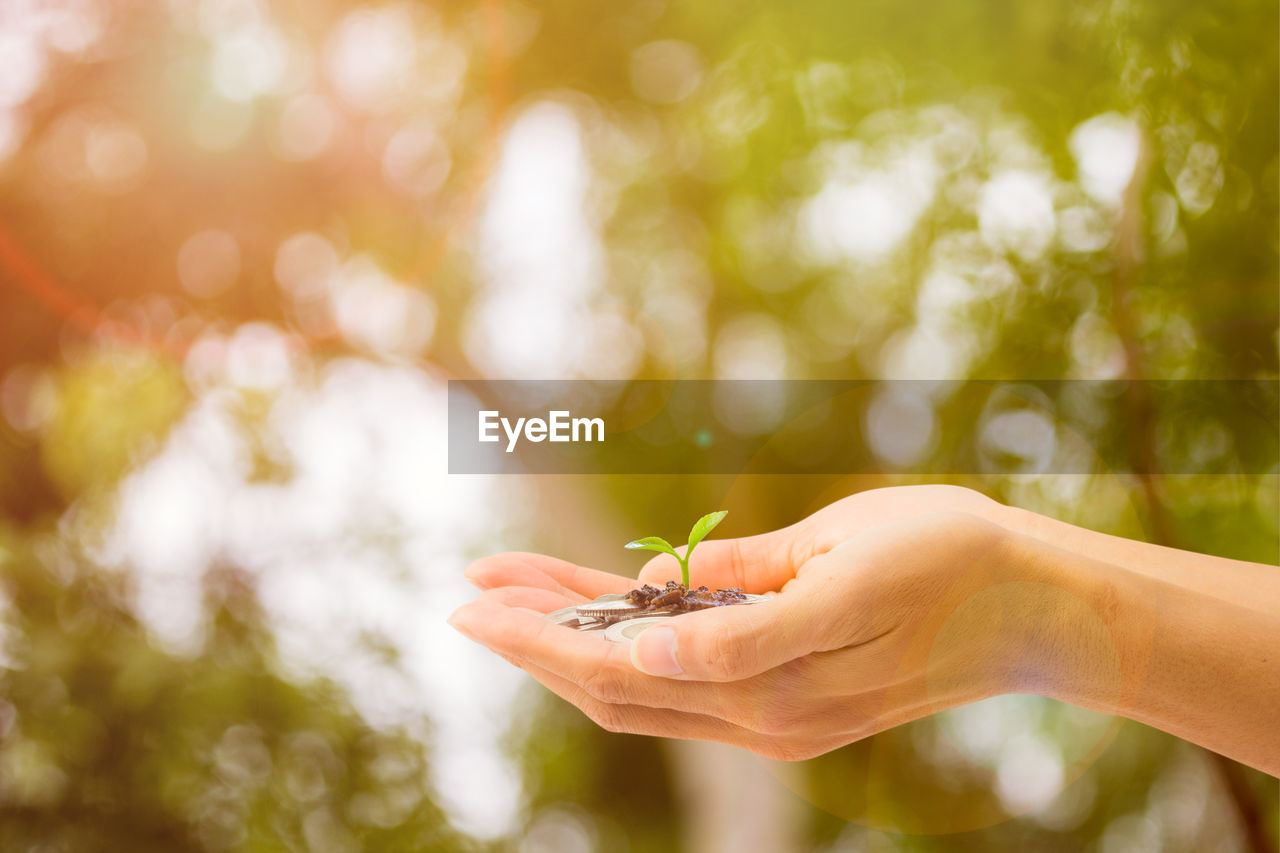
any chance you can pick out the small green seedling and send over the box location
[624,511,728,588]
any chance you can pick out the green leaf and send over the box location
[624,537,680,559]
[687,511,728,552]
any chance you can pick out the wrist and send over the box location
[916,514,1076,702]
[985,530,1138,706]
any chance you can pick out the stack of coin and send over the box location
[545,591,769,643]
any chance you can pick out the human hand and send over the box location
[625,484,1009,595]
[456,486,1280,774]
[452,511,1045,761]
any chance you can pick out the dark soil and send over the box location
[624,580,749,612]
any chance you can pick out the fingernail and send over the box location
[631,626,682,676]
[447,609,472,635]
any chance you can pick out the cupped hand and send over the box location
[627,484,1007,595]
[452,509,1039,761]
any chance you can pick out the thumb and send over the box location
[636,522,813,593]
[630,571,838,681]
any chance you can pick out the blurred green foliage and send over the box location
[0,0,1275,850]
[0,529,466,852]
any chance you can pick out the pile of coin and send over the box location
[545,591,769,643]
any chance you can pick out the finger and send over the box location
[456,589,903,744]
[465,552,631,600]
[514,656,803,757]
[510,645,907,755]
[636,522,815,594]
[465,589,850,729]
[450,592,806,730]
[453,590,798,727]
[468,591,740,717]
[507,626,849,737]
[475,585,580,614]
[448,592,637,674]
[631,555,854,682]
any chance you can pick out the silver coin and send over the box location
[546,605,585,625]
[546,594,632,629]
[575,599,648,623]
[603,616,673,643]
[546,592,772,633]
[546,609,609,631]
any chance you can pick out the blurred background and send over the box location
[0,0,1276,850]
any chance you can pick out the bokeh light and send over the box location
[0,0,1274,850]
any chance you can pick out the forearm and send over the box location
[996,503,1280,613]
[1010,532,1280,775]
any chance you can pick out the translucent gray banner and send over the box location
[447,380,1279,475]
